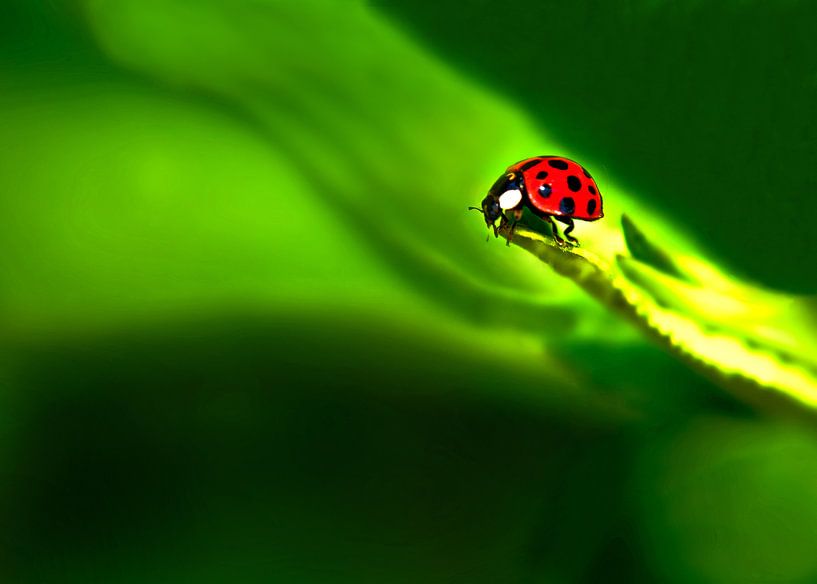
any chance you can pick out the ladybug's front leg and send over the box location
[502,209,524,246]
[492,214,506,239]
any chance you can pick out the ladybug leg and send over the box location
[488,213,505,239]
[504,209,524,246]
[544,216,566,247]
[558,217,580,247]
[493,212,508,239]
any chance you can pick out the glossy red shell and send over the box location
[507,156,603,221]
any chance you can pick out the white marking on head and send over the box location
[498,189,523,210]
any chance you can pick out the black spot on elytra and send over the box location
[538,184,552,197]
[587,199,597,215]
[582,166,592,179]
[567,175,581,192]
[547,159,569,170]
[536,171,549,180]
[520,158,543,172]
[559,197,575,215]
[588,184,597,195]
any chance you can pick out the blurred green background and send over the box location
[2,1,817,582]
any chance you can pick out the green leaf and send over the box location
[498,213,817,416]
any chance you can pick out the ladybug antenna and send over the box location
[468,206,484,214]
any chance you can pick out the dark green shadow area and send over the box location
[0,312,651,583]
[0,2,102,70]
[553,340,750,421]
[375,0,817,293]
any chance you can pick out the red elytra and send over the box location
[507,156,603,221]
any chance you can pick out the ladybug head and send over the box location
[480,193,502,224]
[468,193,502,234]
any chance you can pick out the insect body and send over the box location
[473,156,603,246]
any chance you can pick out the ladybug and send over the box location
[472,156,603,246]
